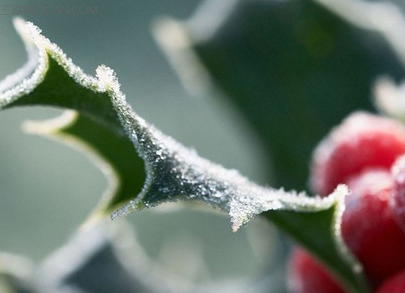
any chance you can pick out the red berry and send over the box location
[391,154,405,232]
[310,112,405,196]
[341,169,405,286]
[288,247,347,293]
[375,270,405,293]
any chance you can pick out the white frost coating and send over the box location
[0,18,351,233]
[110,96,351,231]
[96,65,121,93]
[331,185,363,274]
[108,78,351,232]
[0,18,47,105]
[229,185,348,232]
[0,19,39,94]
[374,77,405,121]
[0,18,108,107]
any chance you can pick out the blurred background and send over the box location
[0,0,276,289]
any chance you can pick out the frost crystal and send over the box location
[96,65,121,93]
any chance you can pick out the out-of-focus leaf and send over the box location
[154,0,405,191]
[38,219,171,293]
[0,19,369,293]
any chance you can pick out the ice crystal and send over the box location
[0,18,350,232]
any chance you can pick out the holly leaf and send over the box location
[23,110,145,218]
[0,18,369,293]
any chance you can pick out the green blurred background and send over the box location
[0,0,275,286]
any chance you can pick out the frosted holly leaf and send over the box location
[0,19,369,293]
[23,110,146,218]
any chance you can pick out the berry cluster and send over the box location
[288,112,405,293]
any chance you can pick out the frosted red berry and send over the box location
[301,112,405,291]
[287,247,347,293]
[310,112,405,196]
[341,169,405,286]
[375,270,405,293]
[391,154,405,233]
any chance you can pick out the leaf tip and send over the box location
[12,16,26,32]
[111,200,139,220]
[231,218,243,233]
[13,17,43,46]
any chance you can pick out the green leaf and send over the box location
[0,18,369,293]
[266,207,363,293]
[153,0,405,191]
[23,111,145,217]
